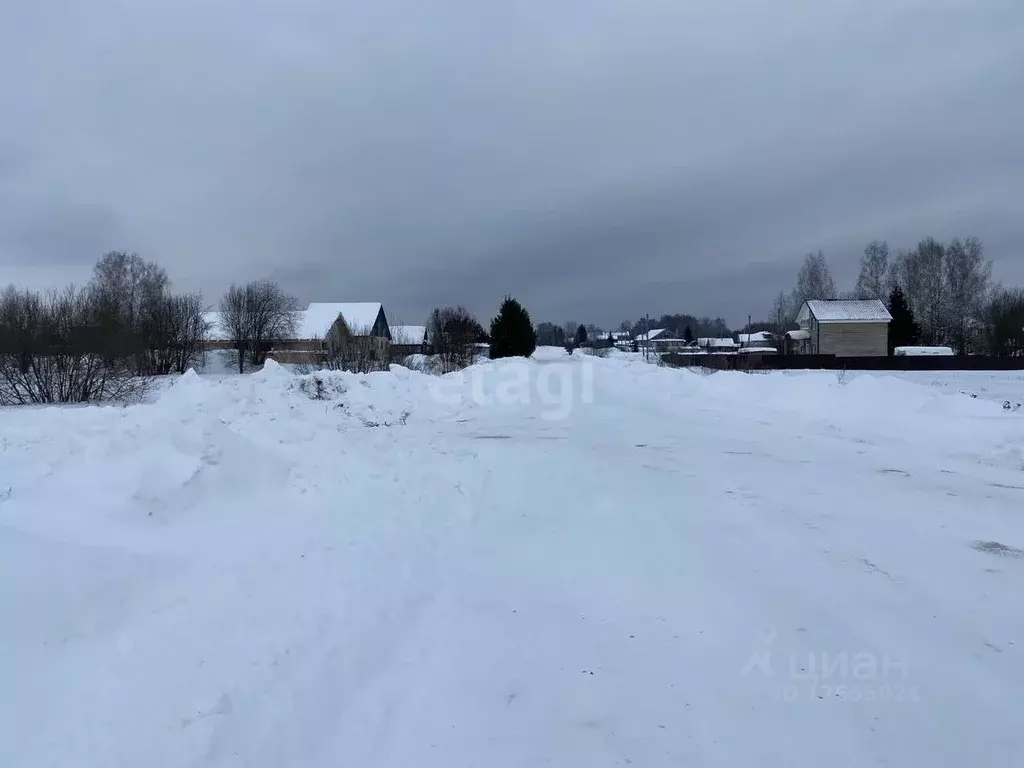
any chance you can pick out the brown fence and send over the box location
[661,353,1024,372]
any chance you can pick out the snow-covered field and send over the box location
[2,348,1023,767]
[784,368,1024,408]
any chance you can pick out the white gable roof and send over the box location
[803,299,891,323]
[637,328,670,341]
[299,303,383,339]
[391,325,426,344]
[698,337,737,348]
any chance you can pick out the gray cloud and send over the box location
[2,0,1022,326]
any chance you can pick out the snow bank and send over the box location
[2,351,1024,767]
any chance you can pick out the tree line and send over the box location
[0,245,547,405]
[532,314,734,349]
[424,297,537,372]
[762,237,1024,356]
[0,252,315,403]
[0,252,208,405]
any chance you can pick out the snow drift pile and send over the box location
[2,348,1023,767]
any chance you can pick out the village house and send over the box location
[636,329,688,353]
[698,337,739,352]
[276,302,390,364]
[794,299,891,357]
[204,302,391,365]
[737,331,774,348]
[389,325,429,360]
[582,330,632,348]
[784,328,812,354]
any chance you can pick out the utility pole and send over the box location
[643,314,650,362]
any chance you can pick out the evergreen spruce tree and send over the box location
[489,296,538,359]
[574,324,588,347]
[683,324,694,344]
[888,286,920,354]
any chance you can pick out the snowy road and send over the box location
[2,351,1023,766]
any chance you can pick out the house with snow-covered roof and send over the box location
[204,302,393,366]
[635,328,669,342]
[271,302,391,364]
[298,303,390,341]
[737,331,774,348]
[635,328,689,352]
[795,299,891,357]
[389,324,429,358]
[698,337,738,351]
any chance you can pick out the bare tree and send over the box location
[889,248,926,329]
[427,306,482,373]
[854,241,889,300]
[88,251,170,373]
[86,251,214,375]
[138,292,210,374]
[986,288,1024,357]
[886,236,993,350]
[792,250,837,307]
[90,251,169,330]
[945,237,992,353]
[768,290,795,345]
[0,285,153,405]
[219,280,301,373]
[915,238,948,345]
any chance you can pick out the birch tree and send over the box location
[944,237,992,353]
[793,251,837,304]
[855,241,889,300]
[219,281,301,373]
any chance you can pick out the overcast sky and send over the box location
[2,0,1022,328]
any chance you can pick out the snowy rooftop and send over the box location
[738,331,773,344]
[391,325,427,344]
[299,303,383,339]
[698,338,738,348]
[636,328,671,341]
[786,329,811,341]
[801,299,892,323]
